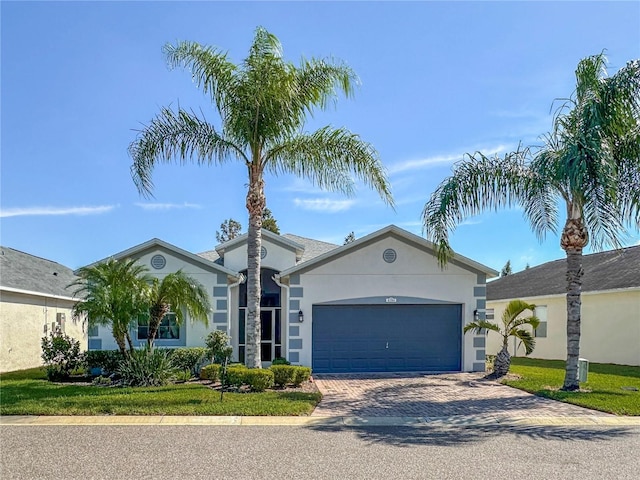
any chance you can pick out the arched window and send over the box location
[239,268,281,307]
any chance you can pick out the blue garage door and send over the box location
[312,304,462,373]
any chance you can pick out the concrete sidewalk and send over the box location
[2,414,639,427]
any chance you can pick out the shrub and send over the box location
[92,375,112,386]
[169,348,207,374]
[117,345,174,387]
[292,366,312,387]
[271,357,290,366]
[173,369,193,383]
[85,350,123,374]
[244,369,274,392]
[199,363,221,382]
[270,365,295,387]
[225,365,248,388]
[205,330,233,364]
[41,332,84,381]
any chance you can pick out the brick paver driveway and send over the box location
[312,372,604,417]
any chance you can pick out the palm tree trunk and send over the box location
[245,163,265,368]
[114,334,128,358]
[560,213,588,391]
[148,304,170,347]
[563,247,584,390]
[493,345,511,378]
[125,332,134,352]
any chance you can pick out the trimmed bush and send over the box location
[292,366,312,387]
[270,365,295,387]
[199,363,221,382]
[244,369,274,392]
[169,348,207,374]
[271,357,290,366]
[85,350,123,374]
[225,365,248,388]
[117,345,174,387]
[40,332,84,381]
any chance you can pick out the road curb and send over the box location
[1,414,639,427]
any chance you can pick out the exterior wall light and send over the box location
[473,309,479,321]
[298,310,304,323]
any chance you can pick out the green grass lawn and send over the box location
[0,368,322,416]
[505,357,640,416]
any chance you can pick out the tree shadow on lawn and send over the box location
[306,424,634,448]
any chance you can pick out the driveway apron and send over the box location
[311,372,604,417]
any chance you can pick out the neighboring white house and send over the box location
[87,225,498,373]
[0,247,85,373]
[486,246,640,366]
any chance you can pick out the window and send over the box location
[88,325,99,337]
[485,308,495,321]
[534,306,547,338]
[137,313,179,340]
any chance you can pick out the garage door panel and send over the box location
[312,304,461,373]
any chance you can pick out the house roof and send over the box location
[487,245,640,300]
[197,232,339,265]
[81,238,240,278]
[213,229,306,260]
[0,246,77,299]
[278,224,499,278]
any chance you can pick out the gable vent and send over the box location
[150,254,166,270]
[260,246,267,259]
[383,248,397,263]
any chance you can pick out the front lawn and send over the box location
[504,358,640,416]
[0,367,322,416]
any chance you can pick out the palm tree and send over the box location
[464,300,539,378]
[70,258,150,357]
[145,270,211,347]
[129,27,393,368]
[422,53,640,390]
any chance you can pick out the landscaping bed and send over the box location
[0,367,322,416]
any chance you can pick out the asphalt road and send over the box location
[2,424,639,479]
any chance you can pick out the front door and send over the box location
[260,309,282,363]
[239,308,282,364]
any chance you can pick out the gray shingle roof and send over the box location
[487,245,640,300]
[196,233,339,265]
[281,234,339,263]
[0,246,78,298]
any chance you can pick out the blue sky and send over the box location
[2,1,639,272]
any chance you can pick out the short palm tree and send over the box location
[129,27,393,367]
[464,300,539,378]
[423,53,640,390]
[145,270,211,347]
[70,258,150,357]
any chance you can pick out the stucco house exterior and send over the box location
[88,225,498,373]
[486,246,640,366]
[0,247,85,373]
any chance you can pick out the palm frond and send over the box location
[129,108,246,197]
[463,320,500,335]
[422,147,534,266]
[162,41,236,116]
[266,126,393,206]
[512,328,537,355]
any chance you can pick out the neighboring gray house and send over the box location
[88,225,498,373]
[0,247,85,373]
[486,246,640,366]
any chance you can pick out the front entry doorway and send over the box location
[238,308,282,363]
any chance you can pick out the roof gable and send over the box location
[215,229,305,261]
[278,225,498,278]
[80,238,240,278]
[487,245,640,300]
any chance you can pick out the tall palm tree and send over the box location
[129,27,393,368]
[423,53,640,390]
[145,270,211,347]
[70,258,150,357]
[464,300,539,378]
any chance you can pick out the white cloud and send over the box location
[388,144,510,175]
[460,219,482,227]
[293,198,355,213]
[0,205,116,218]
[135,202,202,211]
